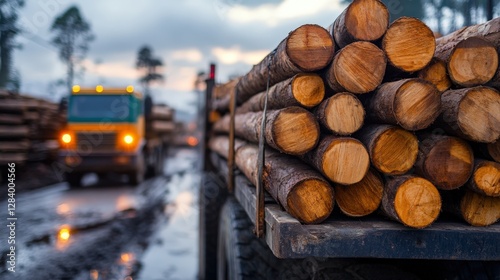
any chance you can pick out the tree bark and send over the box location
[382,17,435,73]
[213,107,320,156]
[355,124,418,175]
[235,24,334,104]
[236,73,325,114]
[314,92,365,136]
[324,41,386,94]
[487,67,500,90]
[329,0,389,48]
[435,36,498,87]
[334,168,384,217]
[467,159,500,197]
[368,78,441,131]
[209,136,335,224]
[211,78,240,112]
[381,175,441,228]
[417,58,451,92]
[439,87,500,143]
[486,141,500,163]
[414,134,474,190]
[303,135,370,185]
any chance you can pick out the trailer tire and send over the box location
[217,197,279,280]
[198,172,227,280]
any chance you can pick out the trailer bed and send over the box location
[210,152,500,261]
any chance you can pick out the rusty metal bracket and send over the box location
[227,88,237,194]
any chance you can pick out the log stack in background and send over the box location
[146,104,175,141]
[209,0,500,228]
[0,91,65,165]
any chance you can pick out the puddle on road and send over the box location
[136,148,201,280]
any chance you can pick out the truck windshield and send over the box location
[69,95,137,122]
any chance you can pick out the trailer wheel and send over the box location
[217,197,279,280]
[198,172,227,280]
[65,172,82,187]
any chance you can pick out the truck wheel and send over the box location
[217,197,279,280]
[198,172,227,280]
[128,153,145,185]
[65,172,82,187]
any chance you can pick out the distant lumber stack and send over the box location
[146,104,175,141]
[208,0,500,229]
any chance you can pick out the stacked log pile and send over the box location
[146,104,175,141]
[209,0,500,228]
[0,91,65,165]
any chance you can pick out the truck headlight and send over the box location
[62,133,72,144]
[123,134,134,144]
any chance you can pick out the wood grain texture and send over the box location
[356,124,418,175]
[414,134,474,190]
[314,92,365,136]
[467,159,500,197]
[325,41,386,94]
[213,106,320,155]
[330,0,389,48]
[368,78,441,131]
[235,24,334,104]
[211,78,240,112]
[334,168,384,217]
[460,190,500,226]
[236,73,325,114]
[382,17,435,72]
[440,87,500,143]
[417,58,452,92]
[382,175,441,228]
[209,136,334,224]
[304,135,370,185]
[487,141,500,163]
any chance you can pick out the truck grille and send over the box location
[76,132,117,152]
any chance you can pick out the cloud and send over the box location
[211,46,269,65]
[170,49,203,63]
[226,0,342,26]
[81,59,138,80]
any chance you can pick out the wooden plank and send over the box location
[0,125,30,138]
[0,114,23,124]
[0,140,30,151]
[0,153,27,164]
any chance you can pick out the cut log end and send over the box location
[383,17,435,72]
[335,168,384,217]
[329,41,386,94]
[487,141,500,163]
[321,138,370,185]
[470,161,500,197]
[292,73,325,108]
[344,0,389,42]
[394,177,441,228]
[424,137,474,190]
[325,93,365,135]
[457,87,500,143]
[372,127,418,175]
[460,190,500,227]
[448,37,499,87]
[272,107,320,155]
[286,24,335,71]
[418,58,451,92]
[394,79,441,131]
[287,178,334,224]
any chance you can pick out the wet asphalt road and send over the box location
[0,147,201,280]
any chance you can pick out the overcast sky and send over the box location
[14,0,345,111]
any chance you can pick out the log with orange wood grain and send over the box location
[303,135,370,185]
[213,106,320,155]
[356,124,418,175]
[381,175,442,228]
[439,87,500,143]
[367,78,441,131]
[334,168,384,217]
[414,134,474,190]
[442,189,500,227]
[382,17,436,73]
[417,58,452,92]
[435,36,498,87]
[324,41,386,94]
[314,92,365,136]
[467,159,500,197]
[236,73,325,114]
[328,0,389,48]
[209,135,334,224]
[235,24,334,104]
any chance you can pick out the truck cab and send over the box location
[59,85,163,186]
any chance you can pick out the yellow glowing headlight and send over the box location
[123,134,134,144]
[62,133,72,144]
